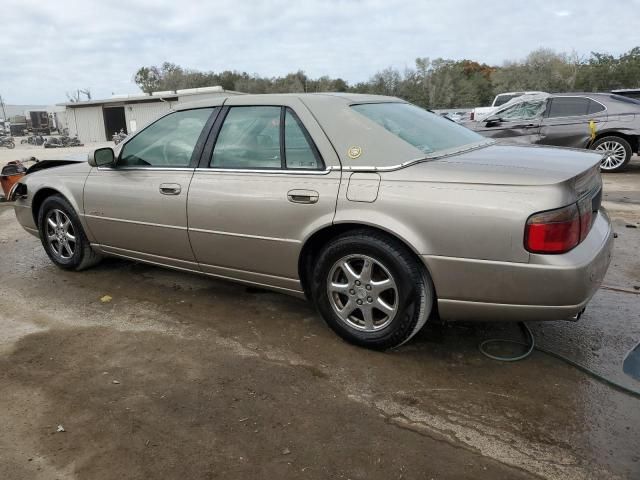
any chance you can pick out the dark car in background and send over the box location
[466,92,640,172]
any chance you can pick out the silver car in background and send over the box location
[10,93,613,349]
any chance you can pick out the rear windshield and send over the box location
[352,102,486,155]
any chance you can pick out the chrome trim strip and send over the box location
[194,167,335,175]
[97,167,195,172]
[83,214,188,230]
[340,140,495,172]
[189,227,301,244]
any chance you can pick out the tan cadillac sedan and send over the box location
[10,93,613,349]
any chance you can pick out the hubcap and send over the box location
[327,255,398,332]
[45,209,76,260]
[595,141,626,170]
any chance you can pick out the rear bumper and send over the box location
[423,210,614,322]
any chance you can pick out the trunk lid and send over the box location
[403,144,602,187]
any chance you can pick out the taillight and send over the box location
[470,111,475,120]
[577,195,594,242]
[525,204,580,254]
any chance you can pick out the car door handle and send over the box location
[287,189,319,204]
[159,183,181,195]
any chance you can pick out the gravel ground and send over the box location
[0,145,639,479]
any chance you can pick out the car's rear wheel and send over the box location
[38,195,101,271]
[312,230,433,350]
[591,136,632,172]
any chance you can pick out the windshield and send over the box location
[494,94,522,107]
[352,103,486,155]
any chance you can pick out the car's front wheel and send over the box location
[591,136,632,172]
[38,194,101,271]
[312,230,434,350]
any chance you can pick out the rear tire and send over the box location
[311,230,434,350]
[37,194,102,271]
[591,136,632,172]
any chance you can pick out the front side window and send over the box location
[210,106,323,170]
[352,102,485,155]
[547,97,590,118]
[497,100,546,121]
[120,108,213,167]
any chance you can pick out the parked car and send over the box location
[466,92,640,172]
[470,91,546,121]
[8,93,612,350]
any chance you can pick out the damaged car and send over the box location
[466,92,640,172]
[8,93,613,350]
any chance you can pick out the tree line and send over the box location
[134,47,640,109]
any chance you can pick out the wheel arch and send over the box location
[31,186,83,228]
[588,131,638,152]
[298,222,436,303]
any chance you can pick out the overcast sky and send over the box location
[2,0,640,105]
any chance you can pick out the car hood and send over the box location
[392,144,603,186]
[26,153,89,174]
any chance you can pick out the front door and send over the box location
[187,98,342,293]
[84,107,217,269]
[473,98,546,145]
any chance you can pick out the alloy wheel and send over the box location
[596,141,627,171]
[327,254,399,332]
[45,209,76,260]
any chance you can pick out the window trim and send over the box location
[198,105,325,172]
[544,96,607,120]
[113,107,219,170]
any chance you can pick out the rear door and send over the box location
[84,107,218,269]
[472,99,546,145]
[187,96,342,293]
[539,96,607,148]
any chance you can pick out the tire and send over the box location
[311,230,434,350]
[37,194,102,271]
[6,141,15,149]
[591,136,632,172]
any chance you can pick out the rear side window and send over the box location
[284,108,320,169]
[547,97,590,118]
[120,108,213,167]
[587,100,606,114]
[352,102,485,155]
[210,106,323,170]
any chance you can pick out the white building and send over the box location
[60,86,243,142]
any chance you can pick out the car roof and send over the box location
[176,92,403,111]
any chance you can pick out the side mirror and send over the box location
[484,117,503,127]
[88,147,115,167]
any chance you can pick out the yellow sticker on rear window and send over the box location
[347,146,362,159]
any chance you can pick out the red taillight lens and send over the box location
[525,204,580,254]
